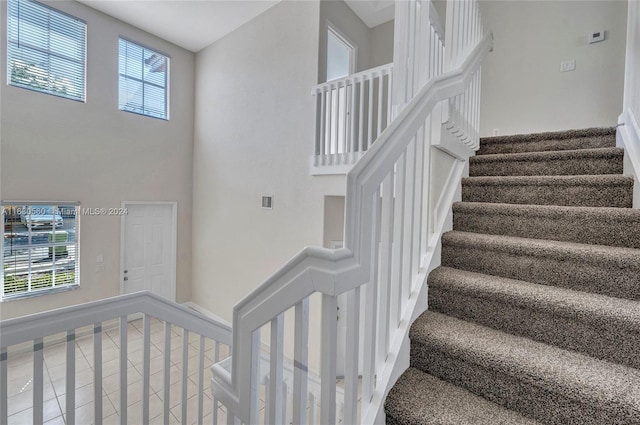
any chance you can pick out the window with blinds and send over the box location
[2,203,80,300]
[119,38,169,120]
[7,0,86,101]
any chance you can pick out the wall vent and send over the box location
[261,195,273,209]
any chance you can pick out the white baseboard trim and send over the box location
[182,302,232,329]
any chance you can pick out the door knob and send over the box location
[124,277,128,281]
[124,270,128,273]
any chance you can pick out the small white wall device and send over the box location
[588,31,605,44]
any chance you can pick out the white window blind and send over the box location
[119,38,169,120]
[7,0,86,101]
[2,203,80,300]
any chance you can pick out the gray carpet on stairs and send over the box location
[385,127,640,424]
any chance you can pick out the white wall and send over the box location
[479,1,627,137]
[192,0,345,323]
[0,0,195,319]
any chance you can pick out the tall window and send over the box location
[119,38,169,120]
[7,0,86,101]
[2,203,80,300]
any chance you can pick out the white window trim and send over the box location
[6,0,87,102]
[118,37,170,121]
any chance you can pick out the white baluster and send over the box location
[33,338,44,425]
[198,336,205,425]
[350,80,358,157]
[326,88,333,156]
[94,324,103,425]
[320,89,327,157]
[402,139,417,303]
[362,187,381,404]
[293,299,309,425]
[391,153,406,328]
[163,322,172,422]
[119,317,128,425]
[367,77,374,149]
[269,314,284,425]
[377,172,394,368]
[182,329,189,424]
[359,79,365,152]
[0,348,7,425]
[412,124,426,281]
[320,295,338,425]
[249,331,261,425]
[344,287,361,424]
[66,331,75,425]
[142,315,151,425]
[377,73,384,137]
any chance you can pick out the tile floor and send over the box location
[4,317,232,425]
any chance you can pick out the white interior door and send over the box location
[122,203,176,301]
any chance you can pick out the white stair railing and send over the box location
[0,291,231,425]
[311,63,393,173]
[213,1,492,423]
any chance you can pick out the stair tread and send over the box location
[453,201,640,219]
[386,367,540,425]
[462,174,634,186]
[479,127,616,145]
[429,267,640,334]
[442,230,640,266]
[470,147,623,164]
[410,311,640,410]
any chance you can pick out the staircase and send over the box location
[385,127,640,424]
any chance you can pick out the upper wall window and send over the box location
[119,38,169,120]
[7,0,86,101]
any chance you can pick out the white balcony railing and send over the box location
[311,63,393,174]
[0,291,232,425]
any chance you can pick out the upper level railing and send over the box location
[311,63,393,174]
[0,291,232,425]
[212,1,492,423]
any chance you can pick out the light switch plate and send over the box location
[560,60,576,72]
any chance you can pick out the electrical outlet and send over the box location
[492,128,500,136]
[560,60,576,72]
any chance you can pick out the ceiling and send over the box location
[77,0,394,53]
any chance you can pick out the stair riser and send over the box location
[469,156,623,177]
[462,184,633,207]
[477,135,616,155]
[441,244,640,300]
[453,210,640,249]
[429,287,640,369]
[410,344,639,425]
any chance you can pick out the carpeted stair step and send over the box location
[477,127,616,155]
[409,311,640,425]
[385,367,541,425]
[469,147,623,177]
[428,267,640,369]
[462,175,634,207]
[441,231,640,300]
[452,202,640,248]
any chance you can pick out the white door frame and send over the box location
[326,21,357,77]
[119,201,178,301]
